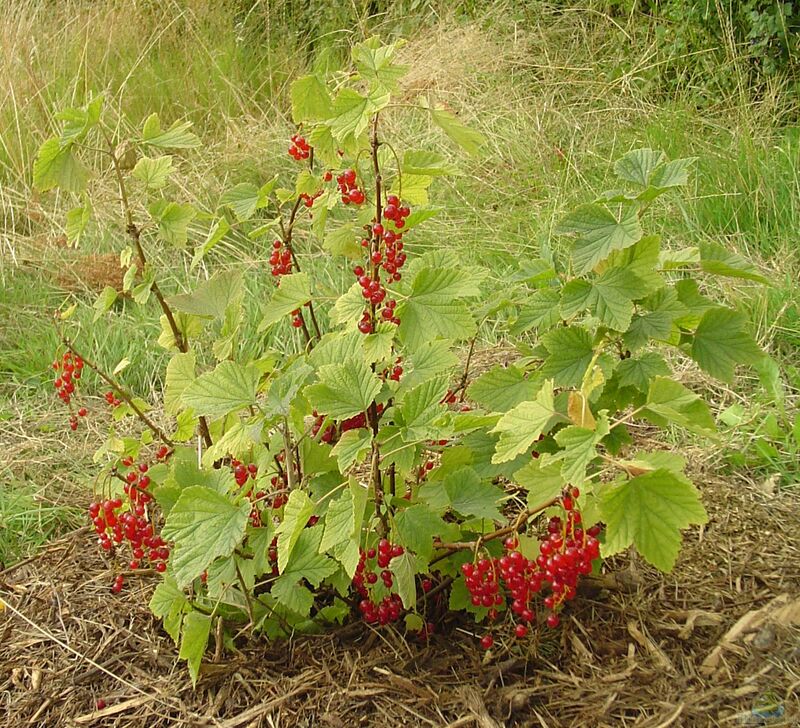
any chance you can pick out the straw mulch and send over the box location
[1,467,798,727]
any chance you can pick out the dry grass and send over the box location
[1,463,797,727]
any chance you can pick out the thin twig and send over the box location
[101,125,213,449]
[55,324,173,446]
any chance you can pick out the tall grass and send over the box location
[1,0,798,388]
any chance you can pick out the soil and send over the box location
[1,462,798,727]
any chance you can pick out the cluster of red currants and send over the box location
[231,459,258,487]
[336,168,365,205]
[462,489,602,648]
[299,190,322,208]
[269,474,288,510]
[353,539,406,625]
[288,134,310,161]
[535,492,601,624]
[290,308,305,329]
[89,458,171,593]
[269,239,293,278]
[231,459,261,525]
[386,358,403,382]
[52,351,87,430]
[104,390,122,408]
[122,459,154,517]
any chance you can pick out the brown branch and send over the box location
[456,333,479,402]
[102,127,213,449]
[431,495,561,557]
[55,325,173,446]
[282,197,322,343]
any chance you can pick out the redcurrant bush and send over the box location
[36,36,766,685]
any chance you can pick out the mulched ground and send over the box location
[1,462,798,728]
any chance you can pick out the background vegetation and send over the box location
[1,0,798,562]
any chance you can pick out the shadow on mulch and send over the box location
[1,469,798,728]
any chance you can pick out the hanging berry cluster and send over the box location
[269,239,293,278]
[299,190,322,208]
[52,351,86,430]
[104,390,122,408]
[336,168,365,205]
[353,539,405,625]
[288,134,310,161]
[230,458,262,525]
[461,489,602,648]
[88,449,172,593]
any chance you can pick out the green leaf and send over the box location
[398,375,449,441]
[328,87,389,144]
[180,361,259,418]
[179,611,212,686]
[559,204,643,274]
[398,339,459,393]
[330,428,371,472]
[397,266,484,349]
[65,200,92,245]
[309,330,364,368]
[353,36,408,92]
[553,425,601,484]
[491,380,557,463]
[220,182,270,221]
[540,326,594,388]
[389,551,417,609]
[648,157,695,189]
[92,286,118,322]
[271,576,314,617]
[191,217,231,268]
[391,173,432,206]
[699,242,768,284]
[599,469,708,572]
[162,486,251,588]
[324,224,362,259]
[623,286,686,350]
[444,467,504,521]
[260,273,312,329]
[395,504,457,562]
[591,268,649,331]
[265,359,313,416]
[148,200,196,248]
[643,376,717,437]
[306,357,382,420]
[691,308,762,383]
[467,365,540,413]
[320,490,355,553]
[168,271,243,320]
[362,322,396,365]
[615,352,670,391]
[614,148,665,187]
[329,281,366,327]
[142,113,201,149]
[33,137,87,192]
[276,490,316,574]
[173,408,197,442]
[149,575,188,643]
[290,74,333,123]
[430,106,485,155]
[164,352,196,415]
[273,528,337,616]
[606,235,664,296]
[132,155,174,189]
[513,459,564,508]
[510,288,561,335]
[55,95,103,143]
[402,150,457,176]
